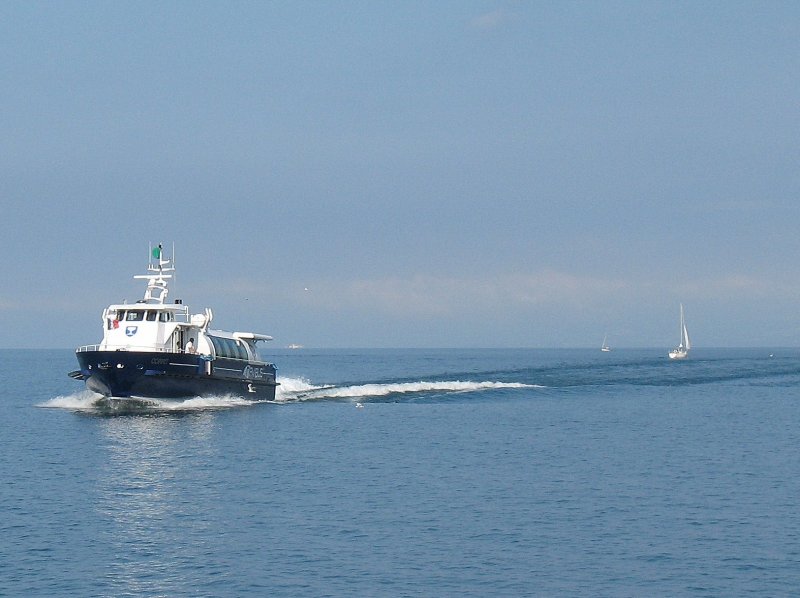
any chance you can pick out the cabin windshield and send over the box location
[108,307,175,329]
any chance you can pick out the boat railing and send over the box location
[76,345,176,353]
[76,345,101,352]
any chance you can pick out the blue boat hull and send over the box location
[73,350,278,400]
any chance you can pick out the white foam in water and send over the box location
[39,390,257,412]
[273,377,334,402]
[148,395,255,410]
[275,377,541,403]
[40,378,541,411]
[39,389,105,410]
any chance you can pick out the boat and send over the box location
[601,334,611,352]
[69,245,278,400]
[668,303,690,360]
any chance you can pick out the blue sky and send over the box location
[2,1,799,348]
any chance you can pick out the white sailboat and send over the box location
[601,334,611,352]
[668,303,690,360]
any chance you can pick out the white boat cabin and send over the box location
[87,246,272,362]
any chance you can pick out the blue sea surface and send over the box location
[2,348,800,596]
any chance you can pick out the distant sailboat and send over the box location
[668,303,690,360]
[601,334,611,352]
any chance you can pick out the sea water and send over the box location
[2,348,800,596]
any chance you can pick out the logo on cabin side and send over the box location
[125,326,138,337]
[243,365,266,380]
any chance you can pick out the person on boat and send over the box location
[185,338,196,354]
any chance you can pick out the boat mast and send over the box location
[134,243,175,304]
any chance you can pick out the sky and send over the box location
[2,1,799,349]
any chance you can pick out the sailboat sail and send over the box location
[669,303,690,359]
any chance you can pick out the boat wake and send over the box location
[40,377,541,413]
[274,377,542,403]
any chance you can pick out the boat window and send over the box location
[209,336,223,357]
[126,310,144,321]
[251,346,262,361]
[146,311,157,321]
[117,310,127,321]
[206,336,249,360]
[159,312,172,322]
